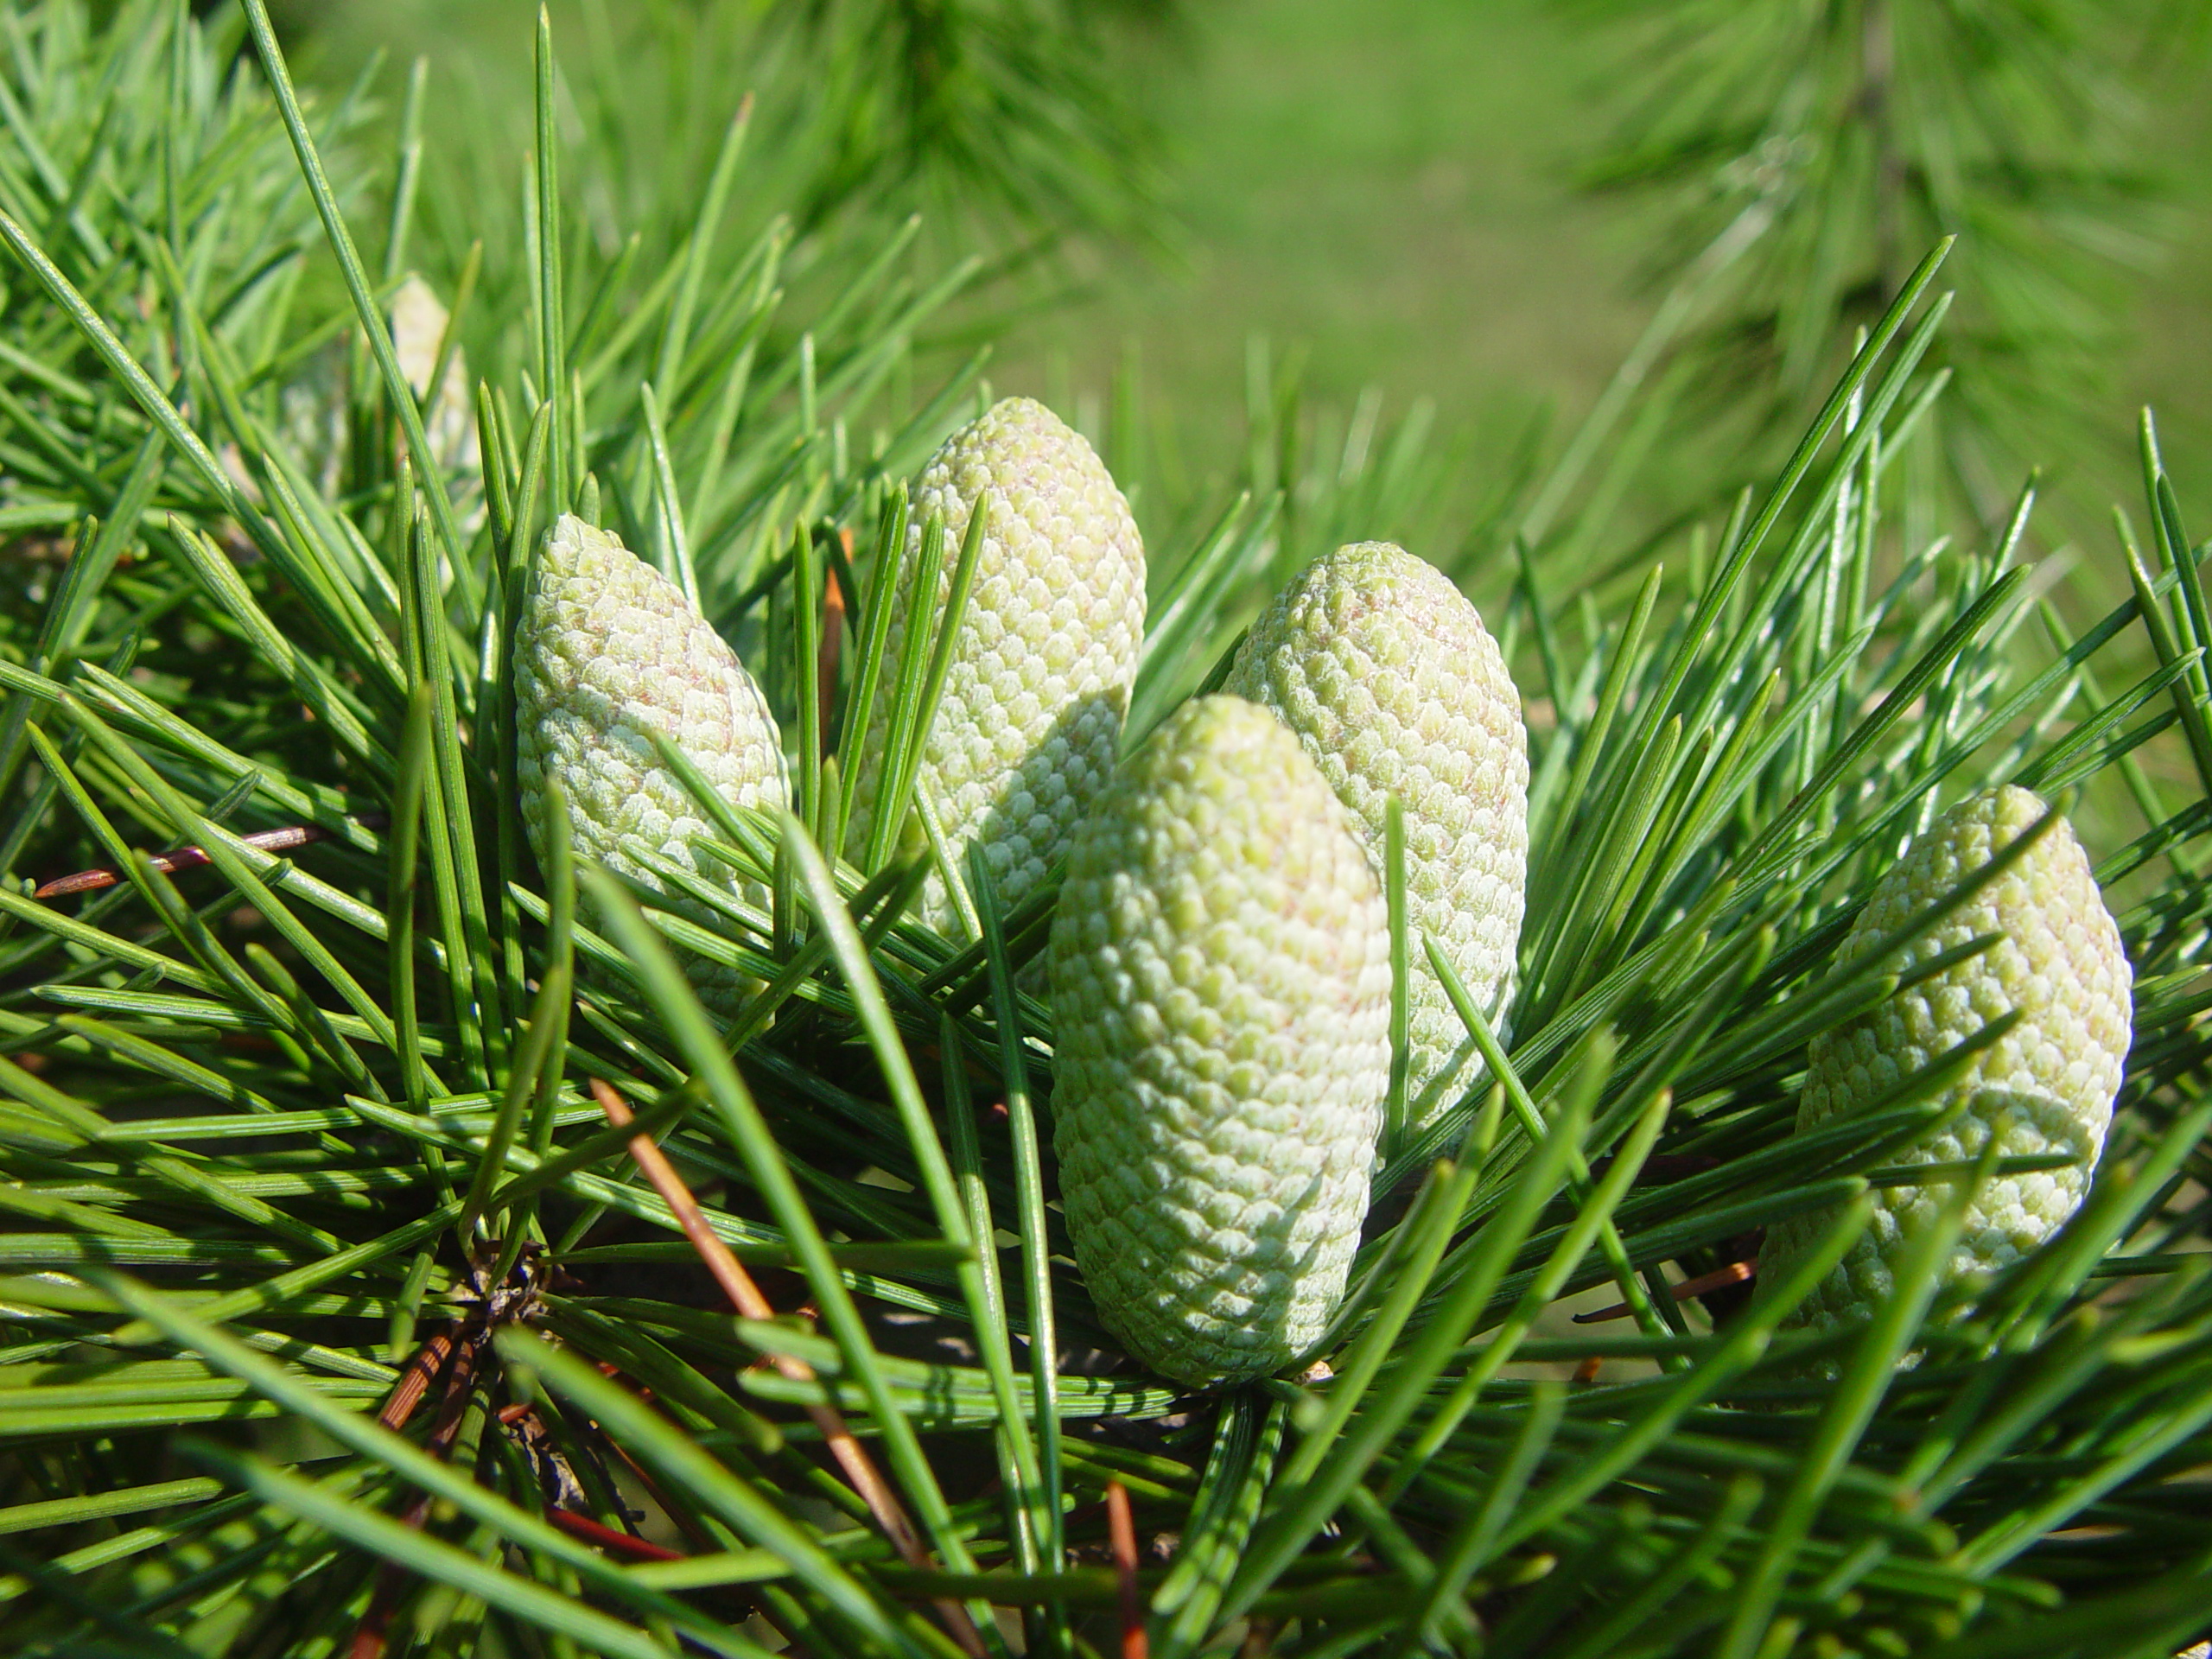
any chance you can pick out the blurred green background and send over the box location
[281,0,2212,583]
[1005,0,2212,517]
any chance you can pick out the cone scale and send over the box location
[513,515,789,1009]
[1762,785,2133,1332]
[1048,696,1391,1386]
[848,397,1146,935]
[1226,540,1528,1136]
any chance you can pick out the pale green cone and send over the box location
[849,396,1145,936]
[277,274,480,529]
[1761,785,2133,1334]
[1225,541,1528,1137]
[390,275,484,537]
[1048,695,1391,1386]
[514,514,790,1011]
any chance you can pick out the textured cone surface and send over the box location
[1225,541,1528,1135]
[515,515,789,1010]
[849,397,1144,933]
[391,275,483,531]
[1048,696,1390,1385]
[1761,786,2132,1332]
[280,276,480,526]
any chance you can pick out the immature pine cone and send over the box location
[1226,542,1528,1136]
[1049,696,1391,1385]
[514,515,789,1010]
[848,397,1145,934]
[1761,785,2133,1332]
[281,274,480,523]
[391,275,483,533]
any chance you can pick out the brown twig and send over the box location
[1573,1258,1758,1324]
[545,1508,685,1564]
[353,1241,561,1657]
[378,1330,454,1430]
[35,823,331,898]
[353,1326,488,1659]
[1107,1480,1147,1659]
[591,1077,986,1659]
[32,810,389,899]
[418,1335,487,1460]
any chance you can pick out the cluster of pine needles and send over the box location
[0,3,2209,1656]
